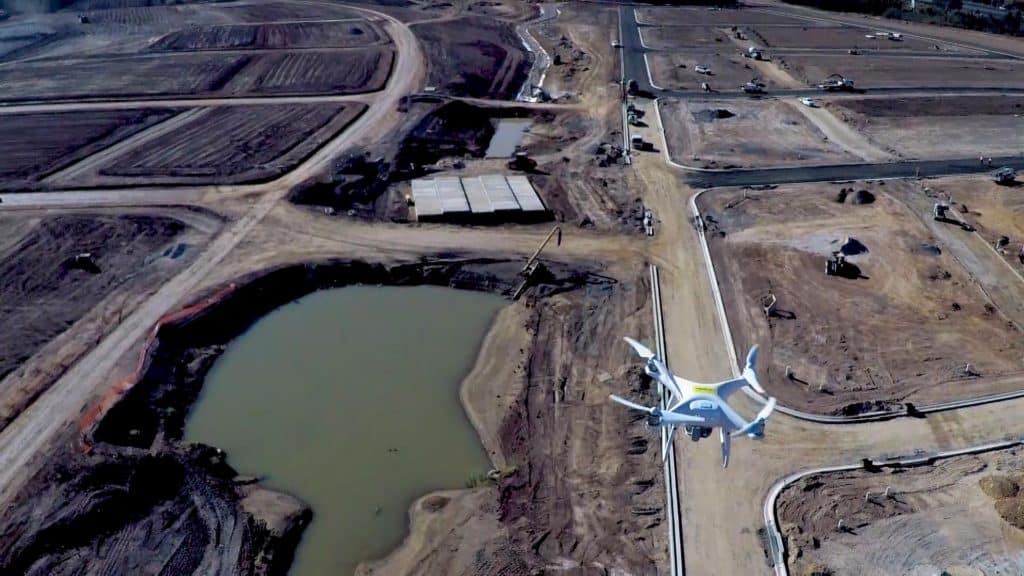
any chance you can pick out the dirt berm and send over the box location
[0,256,663,574]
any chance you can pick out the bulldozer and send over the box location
[508,152,537,172]
[825,251,857,278]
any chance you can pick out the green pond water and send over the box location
[184,285,505,575]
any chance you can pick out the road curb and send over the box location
[763,438,1024,576]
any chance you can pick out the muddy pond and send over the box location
[485,118,531,158]
[185,285,505,575]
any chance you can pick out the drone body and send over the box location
[610,337,777,467]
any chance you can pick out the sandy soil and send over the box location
[921,175,1024,277]
[759,0,1024,59]
[828,96,1024,160]
[639,25,732,49]
[778,447,1024,576]
[648,50,779,92]
[658,97,858,168]
[636,6,828,27]
[700,182,1024,415]
[747,24,982,53]
[411,16,529,99]
[775,52,1024,89]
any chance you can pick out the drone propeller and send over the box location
[623,337,655,360]
[732,397,776,437]
[609,394,657,414]
[624,337,685,403]
[742,345,765,394]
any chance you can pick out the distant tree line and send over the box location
[781,0,1024,36]
[780,0,901,14]
[641,0,740,5]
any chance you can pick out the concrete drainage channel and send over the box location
[650,265,685,576]
[515,4,558,102]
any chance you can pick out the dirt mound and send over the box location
[692,108,735,122]
[995,497,1024,529]
[421,495,450,512]
[850,189,875,204]
[802,563,834,576]
[411,16,530,99]
[980,475,1019,499]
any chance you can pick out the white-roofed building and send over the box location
[410,174,548,223]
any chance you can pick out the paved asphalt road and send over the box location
[682,155,1024,187]
[618,5,1024,187]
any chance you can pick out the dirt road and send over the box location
[0,5,425,508]
[784,99,890,163]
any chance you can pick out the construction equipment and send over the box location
[631,134,653,151]
[701,82,712,92]
[992,167,1017,185]
[818,74,855,92]
[933,203,976,231]
[744,46,765,61]
[825,251,857,277]
[513,225,561,299]
[695,65,711,75]
[741,80,765,94]
[643,208,654,237]
[507,151,537,172]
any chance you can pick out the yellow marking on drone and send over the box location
[692,386,716,395]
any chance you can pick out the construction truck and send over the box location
[741,78,766,94]
[818,74,855,92]
[992,167,1017,185]
[630,134,653,152]
[744,46,765,61]
[933,203,975,231]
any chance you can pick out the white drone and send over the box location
[610,337,776,468]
